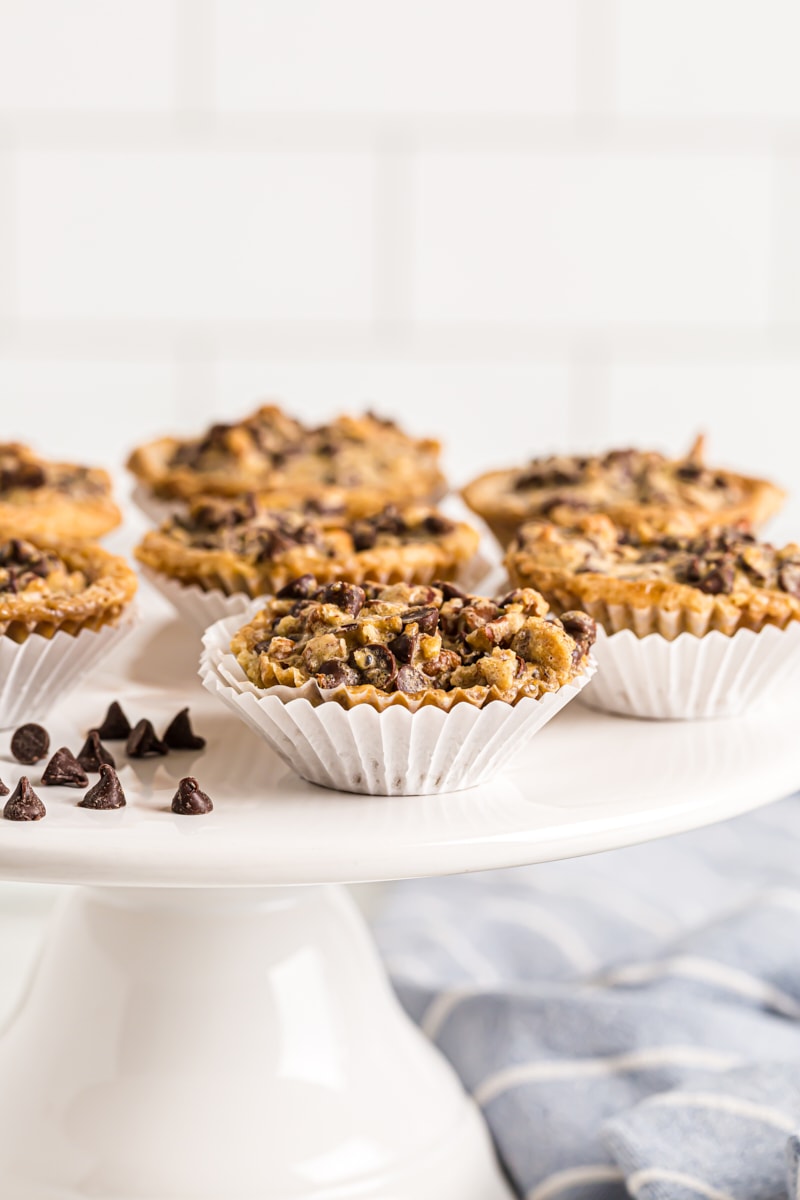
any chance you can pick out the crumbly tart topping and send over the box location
[463,437,785,546]
[127,405,445,514]
[232,577,596,708]
[0,443,121,540]
[135,496,479,595]
[0,537,137,641]
[507,515,800,634]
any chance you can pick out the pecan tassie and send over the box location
[232,578,596,709]
[463,436,784,547]
[506,514,800,636]
[135,496,480,595]
[0,537,137,642]
[127,404,446,517]
[0,443,121,541]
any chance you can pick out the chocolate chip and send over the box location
[423,514,455,535]
[401,606,439,634]
[698,565,735,595]
[276,574,317,600]
[41,747,89,789]
[779,562,800,599]
[560,610,597,664]
[388,631,419,664]
[162,707,206,751]
[78,764,126,810]
[126,719,168,759]
[315,660,361,688]
[351,644,398,690]
[396,665,430,694]
[77,730,116,773]
[3,777,45,821]
[435,581,470,603]
[171,777,213,815]
[10,723,50,765]
[0,777,7,797]
[95,701,132,740]
[318,582,365,616]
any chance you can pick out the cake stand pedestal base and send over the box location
[0,884,511,1199]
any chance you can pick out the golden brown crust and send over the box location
[127,405,446,514]
[463,444,785,548]
[0,538,137,643]
[506,515,800,636]
[0,443,121,541]
[231,578,596,710]
[135,499,480,597]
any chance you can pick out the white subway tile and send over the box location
[0,1,176,111]
[210,360,571,485]
[616,1,800,118]
[16,151,375,322]
[607,361,800,539]
[0,359,178,469]
[213,0,578,115]
[412,152,773,325]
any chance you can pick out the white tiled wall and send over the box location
[0,0,797,518]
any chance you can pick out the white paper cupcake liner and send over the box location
[130,484,180,527]
[140,565,258,633]
[0,610,138,730]
[199,612,596,795]
[582,620,800,720]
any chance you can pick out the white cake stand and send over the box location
[1,613,798,1200]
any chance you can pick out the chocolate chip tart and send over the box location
[0,537,138,728]
[201,577,596,794]
[0,443,121,541]
[135,496,481,632]
[463,436,785,548]
[506,515,800,718]
[128,403,446,519]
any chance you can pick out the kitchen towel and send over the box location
[374,793,800,1200]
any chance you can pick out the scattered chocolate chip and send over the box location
[77,730,116,773]
[318,582,365,616]
[698,565,735,595]
[126,719,168,759]
[171,776,213,815]
[96,700,132,740]
[388,631,418,664]
[396,665,430,694]
[41,747,89,789]
[423,513,455,535]
[276,573,317,600]
[0,777,7,796]
[315,660,361,688]
[3,777,45,821]
[78,764,126,810]
[162,708,206,751]
[401,606,439,634]
[779,562,800,599]
[351,644,398,690]
[10,723,50,765]
[435,581,470,603]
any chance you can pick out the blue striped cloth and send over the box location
[374,795,800,1200]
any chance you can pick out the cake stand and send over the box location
[0,612,799,1200]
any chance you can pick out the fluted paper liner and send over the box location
[200,612,595,795]
[0,611,138,730]
[130,484,179,527]
[140,566,257,633]
[582,620,800,720]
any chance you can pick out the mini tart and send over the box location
[0,536,137,642]
[127,404,446,516]
[231,577,596,711]
[135,496,481,597]
[0,443,121,542]
[463,436,785,547]
[506,514,800,638]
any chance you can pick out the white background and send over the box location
[0,1,797,535]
